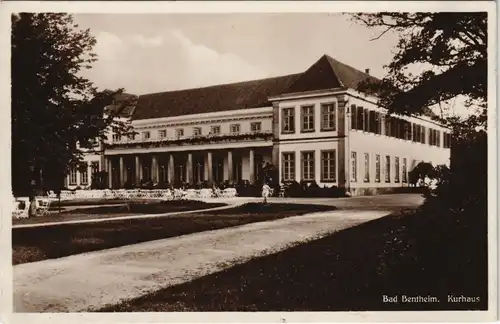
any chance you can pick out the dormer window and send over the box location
[210,125,221,135]
[193,127,202,136]
[250,122,262,133]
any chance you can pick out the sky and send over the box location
[74,13,400,95]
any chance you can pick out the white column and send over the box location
[152,155,159,183]
[249,149,255,183]
[227,151,233,183]
[207,151,213,185]
[107,158,113,188]
[119,156,125,187]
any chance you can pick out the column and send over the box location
[135,155,140,184]
[152,155,159,183]
[249,149,255,183]
[187,153,193,184]
[207,151,213,186]
[227,150,233,183]
[168,154,175,184]
[119,156,125,187]
[107,158,113,188]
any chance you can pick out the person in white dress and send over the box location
[262,182,271,204]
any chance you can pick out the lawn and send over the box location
[99,206,488,312]
[13,203,337,265]
[14,199,224,226]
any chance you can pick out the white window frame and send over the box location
[210,125,221,135]
[321,103,336,131]
[282,152,295,181]
[176,128,184,138]
[282,108,295,133]
[364,153,370,182]
[193,127,202,136]
[301,105,315,132]
[230,124,240,134]
[250,122,262,133]
[321,150,336,182]
[351,151,357,182]
[301,151,315,181]
[158,130,167,139]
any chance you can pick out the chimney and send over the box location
[365,68,370,75]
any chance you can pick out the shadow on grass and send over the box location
[99,206,488,312]
[13,203,337,265]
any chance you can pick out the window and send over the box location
[356,106,364,131]
[69,167,77,185]
[158,130,167,139]
[80,166,88,185]
[385,116,392,137]
[321,150,336,182]
[350,105,358,130]
[193,127,202,136]
[282,108,295,133]
[301,151,315,181]
[395,157,400,183]
[282,152,295,181]
[90,137,99,147]
[404,121,410,140]
[127,133,136,141]
[142,131,150,140]
[429,129,441,147]
[250,122,262,133]
[375,112,382,134]
[375,154,381,183]
[91,161,99,174]
[301,105,315,132]
[402,158,408,183]
[443,132,452,148]
[369,111,377,133]
[351,151,357,182]
[210,125,221,135]
[230,124,240,134]
[363,108,370,132]
[112,134,121,142]
[364,153,370,182]
[420,126,426,144]
[385,155,391,182]
[321,103,336,131]
[176,128,184,138]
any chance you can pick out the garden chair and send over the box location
[35,197,51,217]
[279,184,286,198]
[13,197,30,219]
[48,190,58,199]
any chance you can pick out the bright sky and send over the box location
[74,13,399,95]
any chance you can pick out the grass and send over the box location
[12,203,337,265]
[99,206,488,312]
[14,200,224,226]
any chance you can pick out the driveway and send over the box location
[13,194,423,313]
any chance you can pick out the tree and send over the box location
[11,13,131,213]
[351,12,488,213]
[351,13,487,118]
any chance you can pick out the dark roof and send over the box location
[104,92,138,118]
[132,54,380,120]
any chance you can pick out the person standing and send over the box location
[262,182,270,204]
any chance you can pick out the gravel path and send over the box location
[14,209,390,313]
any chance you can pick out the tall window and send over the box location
[350,105,357,130]
[375,154,381,182]
[351,152,357,182]
[369,111,376,133]
[210,125,221,135]
[193,127,202,136]
[80,166,88,185]
[443,132,452,148]
[385,116,392,137]
[142,131,150,140]
[112,134,121,142]
[420,126,426,144]
[402,158,408,183]
[364,153,370,182]
[321,103,336,131]
[301,106,315,132]
[69,166,77,185]
[395,157,400,183]
[282,152,295,181]
[230,124,240,134]
[282,108,295,133]
[363,108,370,132]
[301,151,315,181]
[321,150,336,182]
[250,122,262,133]
[176,128,184,138]
[385,155,391,182]
[356,106,364,131]
[127,133,136,141]
[158,130,167,139]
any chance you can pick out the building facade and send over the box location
[66,55,451,195]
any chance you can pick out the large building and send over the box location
[66,55,451,195]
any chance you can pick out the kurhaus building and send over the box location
[67,55,451,195]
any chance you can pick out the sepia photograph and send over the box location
[1,1,497,323]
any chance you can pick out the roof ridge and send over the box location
[139,72,303,97]
[323,54,345,87]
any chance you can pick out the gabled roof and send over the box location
[132,54,379,120]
